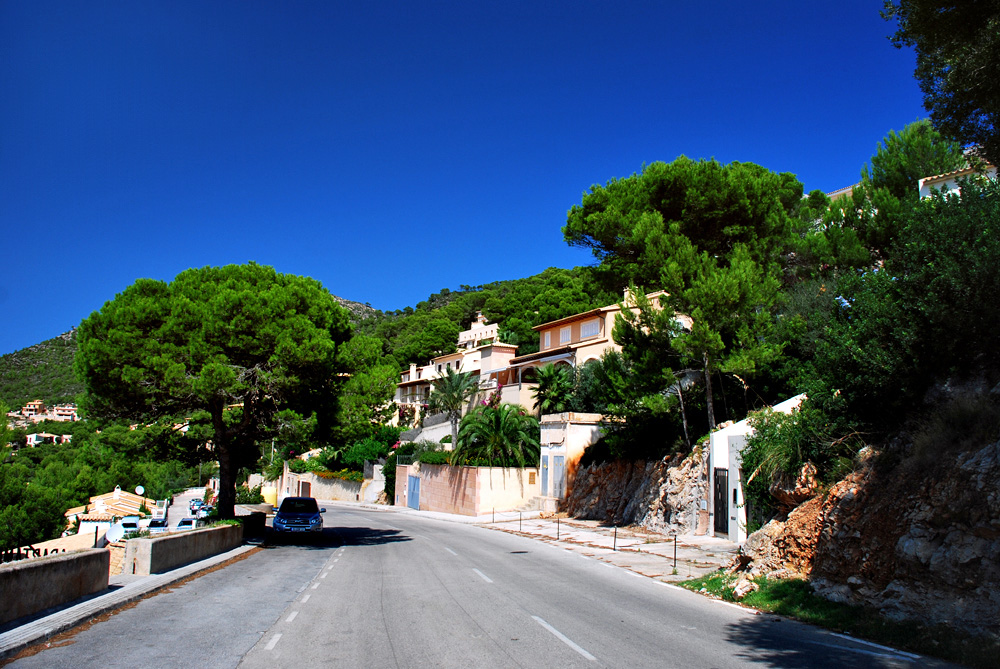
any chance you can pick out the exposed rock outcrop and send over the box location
[564,448,707,535]
[730,440,1000,638]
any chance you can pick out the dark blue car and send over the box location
[272,496,326,534]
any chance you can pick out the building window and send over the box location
[580,319,599,339]
[544,332,551,349]
[560,326,571,344]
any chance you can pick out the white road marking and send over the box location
[532,616,596,661]
[333,559,338,563]
[711,600,758,615]
[384,524,400,531]
[265,633,282,650]
[301,594,310,603]
[655,581,687,592]
[311,582,320,589]
[601,562,614,568]
[286,611,298,623]
[473,568,493,583]
[444,546,458,556]
[828,633,920,659]
[321,571,328,578]
[796,638,914,660]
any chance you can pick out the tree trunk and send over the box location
[703,352,716,431]
[677,381,690,447]
[211,402,236,520]
[216,443,236,519]
[451,416,459,450]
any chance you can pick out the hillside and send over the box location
[0,330,82,407]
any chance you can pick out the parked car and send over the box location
[272,497,326,535]
[189,499,205,513]
[148,519,168,534]
[175,517,200,531]
[196,505,213,519]
[120,515,141,535]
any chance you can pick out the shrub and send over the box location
[315,468,363,482]
[418,450,451,465]
[742,401,861,531]
[235,484,265,504]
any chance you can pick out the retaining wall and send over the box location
[122,524,242,576]
[0,549,109,626]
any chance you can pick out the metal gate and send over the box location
[298,481,311,498]
[553,456,566,498]
[406,475,420,510]
[713,468,729,535]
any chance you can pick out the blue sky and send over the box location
[1,1,924,355]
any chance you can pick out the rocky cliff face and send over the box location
[564,448,707,535]
[731,440,1000,639]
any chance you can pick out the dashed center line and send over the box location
[532,616,596,661]
[311,582,320,590]
[473,568,493,583]
[321,571,328,579]
[444,547,458,556]
[286,611,299,623]
[301,594,310,603]
[265,633,282,651]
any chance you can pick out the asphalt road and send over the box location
[7,507,943,668]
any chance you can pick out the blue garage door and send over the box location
[406,475,420,510]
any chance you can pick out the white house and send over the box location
[708,394,806,544]
[918,163,996,199]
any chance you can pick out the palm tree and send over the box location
[452,403,540,469]
[531,364,575,417]
[427,367,480,447]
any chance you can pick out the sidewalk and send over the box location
[0,544,257,661]
[329,500,739,582]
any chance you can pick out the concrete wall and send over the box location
[278,468,362,502]
[394,464,410,507]
[419,464,479,515]
[477,467,539,514]
[396,463,539,515]
[0,549,109,626]
[360,465,384,503]
[306,474,363,502]
[499,383,536,411]
[122,524,242,576]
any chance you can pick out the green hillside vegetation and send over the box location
[0,331,82,407]
[356,266,620,368]
[0,418,210,551]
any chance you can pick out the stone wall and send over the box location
[122,524,242,576]
[0,549,109,626]
[565,448,707,535]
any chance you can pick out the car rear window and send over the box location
[279,498,318,513]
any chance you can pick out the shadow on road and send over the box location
[262,526,412,549]
[335,526,413,548]
[723,616,920,668]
